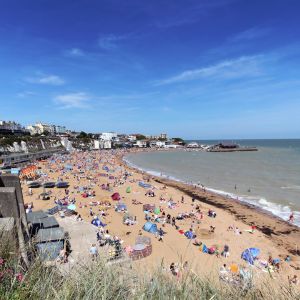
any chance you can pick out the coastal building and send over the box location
[100,132,117,141]
[26,125,41,135]
[156,141,166,148]
[55,125,67,135]
[135,140,147,148]
[27,123,67,136]
[187,142,199,148]
[0,120,28,135]
[128,135,137,142]
[160,133,167,140]
[100,140,112,149]
[34,122,53,135]
[164,144,183,149]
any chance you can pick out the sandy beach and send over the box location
[22,149,300,286]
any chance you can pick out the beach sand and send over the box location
[22,149,300,286]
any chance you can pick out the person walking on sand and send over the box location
[89,244,98,261]
[289,212,294,223]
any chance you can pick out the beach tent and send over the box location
[111,192,121,201]
[64,164,73,171]
[154,207,160,215]
[102,166,109,172]
[143,222,158,234]
[184,231,194,239]
[241,248,260,265]
[91,218,106,227]
[126,187,131,193]
[202,244,208,253]
[139,182,152,189]
[116,203,127,211]
[143,204,155,212]
[123,213,134,222]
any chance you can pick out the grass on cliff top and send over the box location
[0,231,299,300]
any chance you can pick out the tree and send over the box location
[43,130,50,136]
[172,137,185,145]
[136,134,146,140]
[78,131,88,138]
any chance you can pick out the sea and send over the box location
[124,139,300,227]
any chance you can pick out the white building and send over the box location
[26,125,41,135]
[94,140,100,150]
[0,120,25,132]
[34,122,53,134]
[160,133,167,140]
[100,132,117,141]
[128,135,137,142]
[135,140,147,148]
[55,125,67,134]
[187,142,199,148]
[156,141,166,148]
[164,144,183,149]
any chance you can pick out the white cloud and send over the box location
[155,55,263,85]
[98,34,128,50]
[54,92,91,109]
[232,27,271,42]
[67,48,84,57]
[26,74,65,85]
[17,91,36,97]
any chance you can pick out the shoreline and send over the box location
[120,150,300,259]
[122,149,300,227]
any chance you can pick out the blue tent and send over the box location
[241,248,260,265]
[116,203,127,211]
[139,181,152,189]
[91,218,106,227]
[143,222,158,234]
[202,244,208,253]
[184,231,194,239]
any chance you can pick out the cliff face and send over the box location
[0,137,63,154]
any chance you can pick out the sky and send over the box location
[1,0,300,139]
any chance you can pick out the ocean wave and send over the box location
[123,155,300,227]
[281,185,300,190]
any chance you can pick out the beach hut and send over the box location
[143,222,158,234]
[111,192,121,201]
[241,248,260,265]
[43,182,56,188]
[56,181,69,188]
[27,181,41,188]
[35,228,65,261]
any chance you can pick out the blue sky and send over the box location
[1,0,300,139]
